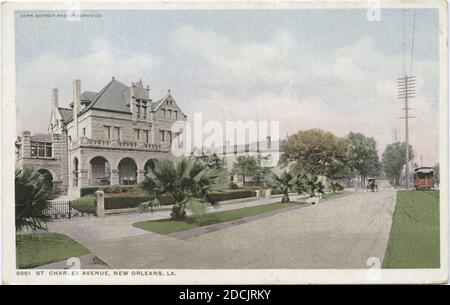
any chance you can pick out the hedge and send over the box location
[208,189,256,202]
[80,185,138,197]
[104,196,149,210]
[104,194,176,210]
[75,189,256,212]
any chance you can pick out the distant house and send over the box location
[15,77,187,197]
[192,137,281,187]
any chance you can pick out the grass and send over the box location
[72,195,96,214]
[133,201,301,235]
[383,190,440,269]
[16,232,90,269]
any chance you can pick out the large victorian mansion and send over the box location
[15,77,187,196]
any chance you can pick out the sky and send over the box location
[15,9,440,165]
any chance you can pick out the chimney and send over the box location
[130,82,137,121]
[73,80,81,139]
[52,88,59,129]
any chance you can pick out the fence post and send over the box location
[265,189,271,199]
[95,190,105,217]
[255,190,260,199]
[68,201,72,219]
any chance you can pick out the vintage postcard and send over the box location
[1,0,448,285]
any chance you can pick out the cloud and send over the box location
[176,25,439,165]
[16,48,156,133]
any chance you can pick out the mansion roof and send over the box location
[30,133,52,142]
[63,78,177,123]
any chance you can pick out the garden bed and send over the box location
[133,201,302,235]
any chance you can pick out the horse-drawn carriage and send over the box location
[367,178,378,192]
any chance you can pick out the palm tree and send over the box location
[15,167,59,233]
[269,171,302,203]
[305,175,325,198]
[139,158,226,220]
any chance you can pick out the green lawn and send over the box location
[72,196,96,214]
[16,232,90,269]
[383,190,440,268]
[133,201,301,234]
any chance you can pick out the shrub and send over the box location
[80,185,138,196]
[228,182,239,189]
[208,189,256,202]
[104,196,151,210]
[80,187,100,197]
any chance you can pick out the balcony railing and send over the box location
[71,137,169,152]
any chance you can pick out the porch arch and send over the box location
[118,157,138,185]
[37,168,55,186]
[89,156,111,186]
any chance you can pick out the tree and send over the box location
[267,171,302,203]
[139,158,226,220]
[281,129,349,179]
[194,153,223,169]
[15,167,59,233]
[329,181,344,193]
[382,142,414,187]
[232,155,261,187]
[346,132,381,188]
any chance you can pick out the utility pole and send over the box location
[398,75,416,189]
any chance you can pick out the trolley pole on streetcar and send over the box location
[398,75,416,189]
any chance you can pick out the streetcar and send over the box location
[413,167,435,190]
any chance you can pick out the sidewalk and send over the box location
[47,193,310,243]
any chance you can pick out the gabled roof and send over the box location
[152,93,187,117]
[58,107,73,123]
[82,79,131,114]
[152,94,171,111]
[31,133,52,142]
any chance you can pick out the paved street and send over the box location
[153,185,397,269]
[45,185,397,269]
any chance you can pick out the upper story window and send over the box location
[113,127,121,141]
[174,110,178,119]
[160,130,165,142]
[82,128,86,136]
[168,109,172,118]
[143,130,149,143]
[161,108,166,117]
[104,126,111,139]
[31,141,52,158]
[134,129,140,141]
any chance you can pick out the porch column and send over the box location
[110,169,119,185]
[137,169,145,183]
[79,169,88,187]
